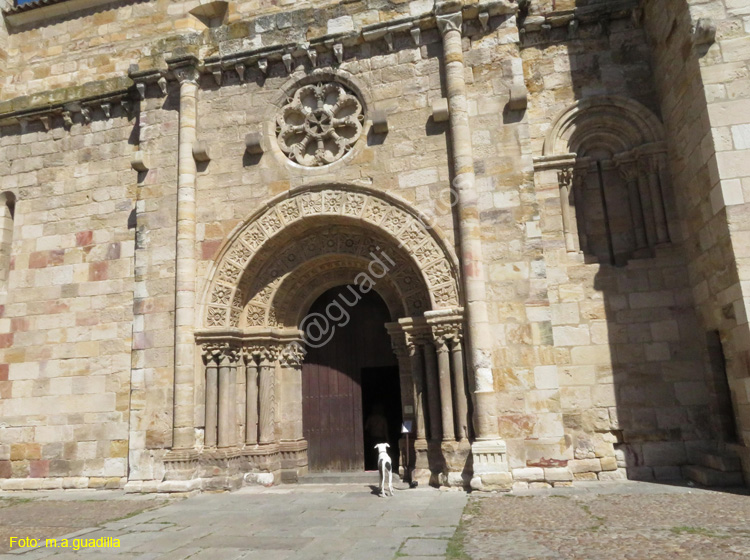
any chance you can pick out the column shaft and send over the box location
[205,362,218,448]
[438,11,498,440]
[423,342,442,441]
[451,339,470,441]
[218,361,235,448]
[172,66,199,449]
[436,343,455,441]
[259,356,276,444]
[410,343,427,440]
[560,182,576,252]
[246,357,259,445]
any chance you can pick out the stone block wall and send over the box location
[0,112,135,489]
[643,0,750,479]
[0,0,747,489]
[523,10,716,483]
[127,90,179,483]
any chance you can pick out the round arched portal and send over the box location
[194,185,471,485]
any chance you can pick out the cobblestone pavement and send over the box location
[460,482,750,560]
[0,484,467,560]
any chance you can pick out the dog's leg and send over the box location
[379,460,386,497]
[388,462,393,496]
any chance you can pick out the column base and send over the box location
[470,439,512,491]
[279,439,308,483]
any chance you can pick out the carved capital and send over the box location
[221,345,241,365]
[557,167,573,189]
[168,56,200,85]
[431,323,461,352]
[260,344,280,366]
[617,160,638,182]
[202,343,223,364]
[279,342,306,367]
[436,11,462,35]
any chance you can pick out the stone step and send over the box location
[298,471,403,485]
[695,450,742,472]
[683,465,745,487]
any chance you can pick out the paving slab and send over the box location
[0,485,465,560]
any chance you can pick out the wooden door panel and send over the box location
[301,287,393,472]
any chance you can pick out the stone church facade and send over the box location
[0,0,749,492]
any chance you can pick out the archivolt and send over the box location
[543,95,666,157]
[200,185,461,329]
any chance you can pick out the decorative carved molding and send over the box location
[168,57,200,85]
[203,187,461,328]
[276,82,364,167]
[436,12,462,35]
[279,343,306,367]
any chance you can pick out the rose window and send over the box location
[276,82,364,167]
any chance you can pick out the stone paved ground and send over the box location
[2,482,750,559]
[0,484,466,560]
[0,491,169,554]
[459,482,750,560]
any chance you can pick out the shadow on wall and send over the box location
[527,4,739,487]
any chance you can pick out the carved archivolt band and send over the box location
[203,187,461,329]
[276,82,364,167]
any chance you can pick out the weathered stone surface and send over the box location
[0,0,746,493]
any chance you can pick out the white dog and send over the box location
[375,443,393,497]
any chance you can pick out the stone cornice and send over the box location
[2,0,130,28]
[0,0,517,130]
[518,0,638,46]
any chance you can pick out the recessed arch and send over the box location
[543,95,666,157]
[199,184,461,330]
[541,95,673,266]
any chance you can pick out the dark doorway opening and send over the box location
[362,365,402,472]
[301,285,399,472]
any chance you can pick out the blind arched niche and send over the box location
[535,96,675,266]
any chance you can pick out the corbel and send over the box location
[282,53,293,74]
[39,115,50,131]
[136,82,147,100]
[478,12,489,31]
[245,131,264,155]
[206,63,223,86]
[410,26,421,46]
[193,141,211,163]
[431,98,449,123]
[101,102,111,119]
[507,84,528,111]
[333,43,344,64]
[384,32,394,52]
[371,109,389,134]
[258,58,269,76]
[131,150,149,172]
[235,63,246,82]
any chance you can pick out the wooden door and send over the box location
[302,286,395,472]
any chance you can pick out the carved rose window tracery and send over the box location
[276,82,364,167]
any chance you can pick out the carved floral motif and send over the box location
[276,82,364,167]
